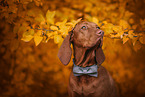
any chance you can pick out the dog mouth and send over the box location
[83,37,103,49]
[94,39,102,49]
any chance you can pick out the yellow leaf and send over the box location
[50,26,58,30]
[128,30,134,39]
[53,31,58,35]
[75,18,82,24]
[119,19,130,29]
[124,11,134,19]
[111,31,124,38]
[132,24,138,29]
[34,35,43,46]
[84,6,92,12]
[101,23,114,34]
[123,36,129,44]
[21,29,34,42]
[59,25,70,36]
[133,41,142,51]
[34,31,43,46]
[132,37,138,46]
[46,10,55,24]
[113,26,122,32]
[56,19,67,27]
[92,17,99,25]
[56,19,71,36]
[139,34,145,44]
[46,32,53,37]
[35,30,42,36]
[54,35,63,44]
[129,18,134,24]
[66,18,82,27]
[21,35,33,42]
[29,29,35,35]
[84,14,92,22]
[18,26,27,33]
[27,10,35,17]
[140,19,145,26]
[35,14,45,23]
[58,39,64,47]
[102,21,108,25]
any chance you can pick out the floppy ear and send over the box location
[95,47,105,65]
[58,32,73,65]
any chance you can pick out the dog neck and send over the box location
[73,44,97,67]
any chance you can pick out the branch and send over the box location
[30,25,54,32]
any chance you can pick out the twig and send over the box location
[30,25,54,32]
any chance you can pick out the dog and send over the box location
[58,21,119,97]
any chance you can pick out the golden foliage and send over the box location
[0,0,145,97]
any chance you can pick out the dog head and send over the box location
[73,21,104,48]
[58,21,105,65]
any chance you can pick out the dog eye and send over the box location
[96,27,100,29]
[81,26,87,30]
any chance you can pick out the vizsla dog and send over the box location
[58,21,119,97]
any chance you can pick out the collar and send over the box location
[72,59,98,77]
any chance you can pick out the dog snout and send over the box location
[96,30,104,36]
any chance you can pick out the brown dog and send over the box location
[58,21,119,97]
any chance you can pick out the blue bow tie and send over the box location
[73,59,98,77]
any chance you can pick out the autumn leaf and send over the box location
[56,19,71,36]
[50,26,58,31]
[140,19,145,26]
[139,34,145,44]
[59,25,70,36]
[128,30,134,39]
[101,23,114,34]
[1,0,145,97]
[132,37,138,46]
[54,35,63,44]
[84,5,92,12]
[123,36,129,44]
[34,35,43,46]
[110,31,124,38]
[133,41,142,51]
[92,17,99,25]
[46,10,55,24]
[84,14,92,21]
[56,19,67,27]
[34,30,43,46]
[113,26,122,32]
[129,18,134,24]
[27,9,35,17]
[21,29,34,42]
[66,18,82,27]
[132,24,138,29]
[102,21,108,25]
[119,19,130,29]
[35,14,45,23]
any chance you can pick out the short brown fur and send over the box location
[58,21,119,97]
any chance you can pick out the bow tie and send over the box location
[73,59,98,77]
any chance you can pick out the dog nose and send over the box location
[96,30,104,35]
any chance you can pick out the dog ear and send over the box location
[95,47,105,65]
[58,31,73,65]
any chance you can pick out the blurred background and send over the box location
[0,0,145,97]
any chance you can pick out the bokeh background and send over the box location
[0,0,145,97]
